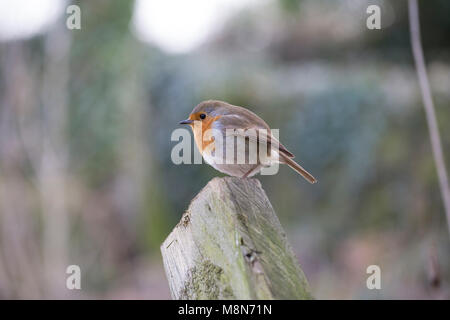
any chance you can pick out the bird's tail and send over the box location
[281,155,317,184]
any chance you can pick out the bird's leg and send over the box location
[242,165,261,178]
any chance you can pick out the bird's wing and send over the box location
[213,114,295,158]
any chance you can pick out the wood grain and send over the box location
[161,177,312,300]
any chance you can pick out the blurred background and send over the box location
[0,0,449,299]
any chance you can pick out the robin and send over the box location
[179,100,317,184]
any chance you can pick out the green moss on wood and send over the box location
[179,260,235,300]
[161,177,313,300]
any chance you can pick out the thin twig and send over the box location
[408,0,450,236]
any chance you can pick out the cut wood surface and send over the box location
[161,177,312,300]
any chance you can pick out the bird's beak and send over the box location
[179,119,193,125]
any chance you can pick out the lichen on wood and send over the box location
[161,177,312,300]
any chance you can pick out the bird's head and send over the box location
[179,100,230,126]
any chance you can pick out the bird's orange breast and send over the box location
[192,116,221,154]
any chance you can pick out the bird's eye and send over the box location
[199,113,206,120]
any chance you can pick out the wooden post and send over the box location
[161,177,312,300]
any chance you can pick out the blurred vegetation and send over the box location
[0,0,449,299]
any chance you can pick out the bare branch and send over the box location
[408,0,450,235]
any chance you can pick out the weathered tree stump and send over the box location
[161,177,312,300]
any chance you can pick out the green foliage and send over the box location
[278,0,302,13]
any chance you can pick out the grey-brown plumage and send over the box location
[180,100,317,183]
